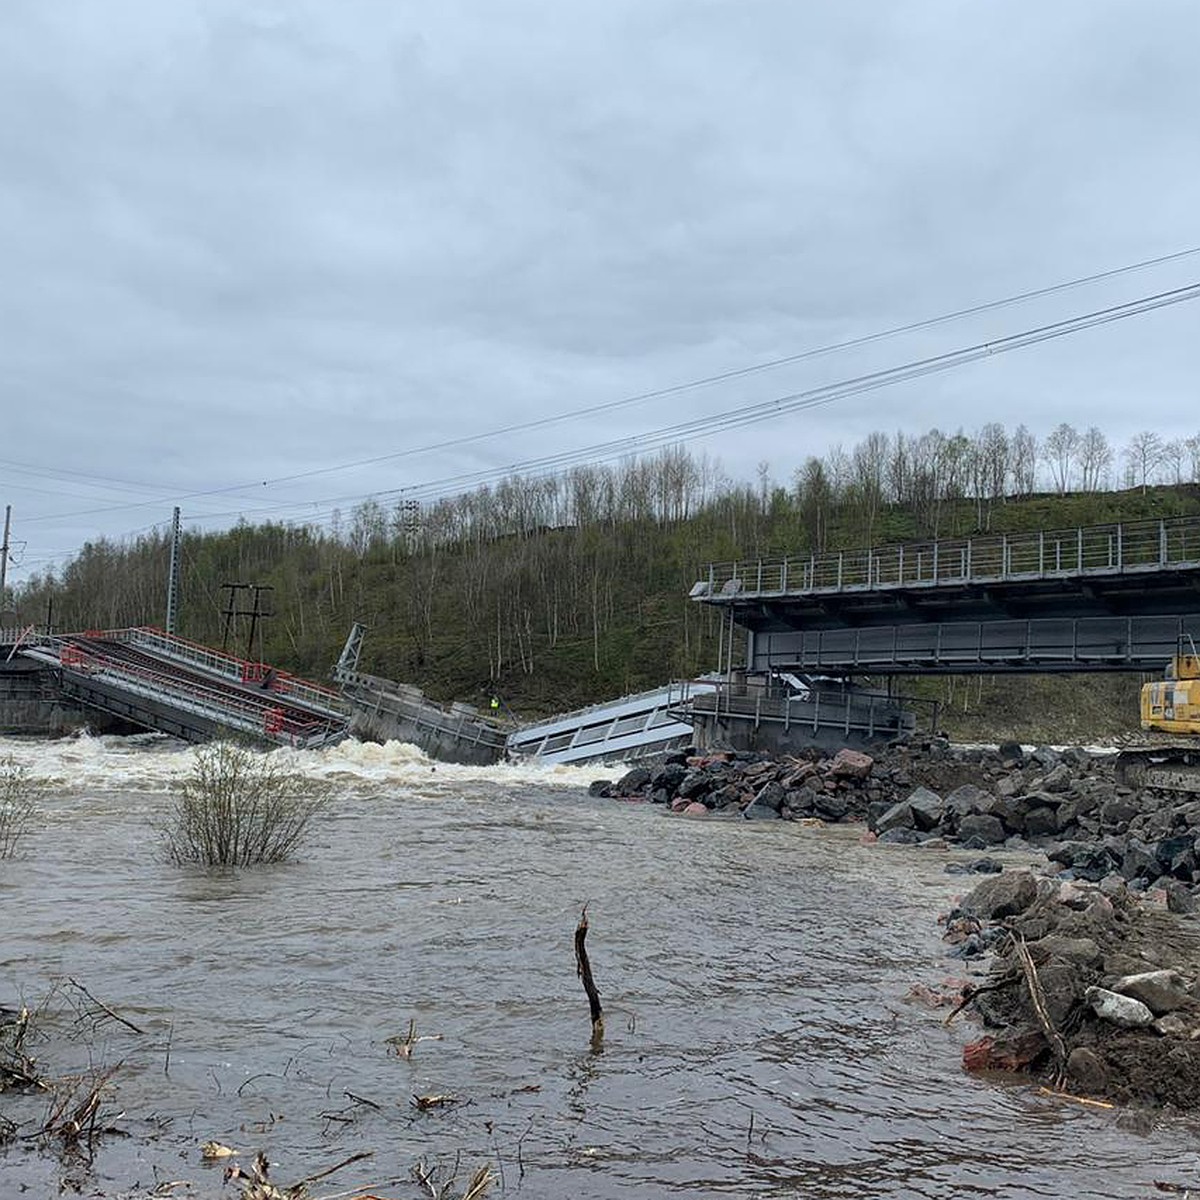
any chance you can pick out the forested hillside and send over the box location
[11,422,1200,736]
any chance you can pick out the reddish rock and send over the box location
[670,797,690,813]
[683,801,708,816]
[962,1031,1044,1072]
[828,748,874,779]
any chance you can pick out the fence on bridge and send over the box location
[697,515,1200,600]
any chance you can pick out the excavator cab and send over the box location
[1141,654,1200,733]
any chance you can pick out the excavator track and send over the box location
[1114,739,1200,793]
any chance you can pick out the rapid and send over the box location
[0,732,1194,1198]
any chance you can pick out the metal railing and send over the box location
[341,671,510,752]
[507,681,712,763]
[699,515,1200,599]
[670,675,933,738]
[104,627,347,717]
[20,634,345,748]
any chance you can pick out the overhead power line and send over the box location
[15,241,1200,528]
[123,275,1200,529]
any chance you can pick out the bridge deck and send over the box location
[696,515,1200,626]
[9,627,347,747]
[694,516,1200,677]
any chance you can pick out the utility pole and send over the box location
[245,584,274,662]
[220,582,249,653]
[220,581,274,660]
[0,505,11,606]
[165,507,181,635]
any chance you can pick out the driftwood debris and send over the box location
[65,977,144,1036]
[574,906,604,1047]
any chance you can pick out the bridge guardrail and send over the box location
[699,515,1200,599]
[53,638,343,748]
[109,627,346,716]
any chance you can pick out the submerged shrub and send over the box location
[164,741,330,866]
[0,756,41,859]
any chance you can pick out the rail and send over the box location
[103,627,346,716]
[36,636,343,748]
[698,515,1200,600]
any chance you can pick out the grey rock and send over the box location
[1023,807,1060,840]
[877,826,923,844]
[1086,986,1155,1028]
[813,792,850,821]
[1034,935,1102,965]
[1031,746,1061,770]
[615,767,652,794]
[1060,747,1093,770]
[956,813,1006,847]
[587,779,614,798]
[907,786,945,832]
[742,801,780,821]
[1157,834,1196,879]
[874,800,916,834]
[1153,1013,1192,1038]
[754,781,787,812]
[786,785,821,814]
[1067,1046,1108,1092]
[1100,796,1139,829]
[677,770,711,800]
[1164,879,1199,914]
[995,773,1023,798]
[1121,839,1162,882]
[1112,969,1193,1015]
[1041,764,1075,793]
[959,870,1038,919]
[651,763,687,793]
[997,740,1025,767]
[945,784,991,818]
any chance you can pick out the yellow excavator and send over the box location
[1115,648,1200,792]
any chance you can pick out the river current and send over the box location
[0,733,1194,1198]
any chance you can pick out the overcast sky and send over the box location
[3,0,1200,585]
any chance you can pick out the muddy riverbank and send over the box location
[2,734,1200,1198]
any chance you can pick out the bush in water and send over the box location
[0,756,41,859]
[164,742,330,866]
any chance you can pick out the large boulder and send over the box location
[945,784,992,819]
[1112,970,1193,1015]
[907,786,946,832]
[874,799,916,834]
[997,740,1025,768]
[651,763,688,794]
[957,813,1007,847]
[676,770,712,800]
[754,780,787,812]
[959,870,1039,919]
[1023,806,1060,840]
[1085,986,1154,1028]
[1040,764,1075,794]
[827,748,874,779]
[615,766,652,795]
[742,801,780,821]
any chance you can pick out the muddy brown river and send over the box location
[0,734,1196,1198]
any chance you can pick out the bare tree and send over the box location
[1077,426,1113,492]
[1124,430,1164,493]
[1161,438,1186,485]
[1009,425,1038,495]
[1186,434,1200,484]
[1042,423,1079,494]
